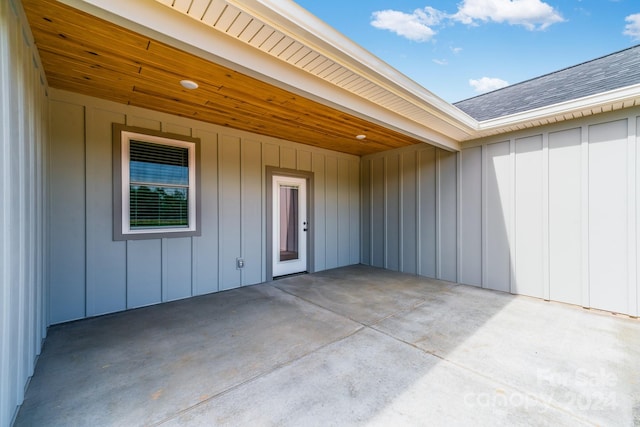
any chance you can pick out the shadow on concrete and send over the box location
[15,265,640,426]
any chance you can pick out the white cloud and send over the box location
[370,7,445,42]
[623,14,640,40]
[469,77,509,93]
[453,0,564,30]
[433,58,448,65]
[371,1,563,42]
[451,46,463,54]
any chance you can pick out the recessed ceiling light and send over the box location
[180,79,198,90]
[356,134,366,140]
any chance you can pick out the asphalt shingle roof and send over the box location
[453,44,640,122]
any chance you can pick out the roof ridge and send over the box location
[454,43,640,105]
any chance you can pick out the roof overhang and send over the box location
[58,0,479,152]
[472,83,640,139]
[31,0,640,152]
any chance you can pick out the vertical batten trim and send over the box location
[481,144,488,289]
[542,133,550,300]
[581,125,590,308]
[44,88,50,327]
[628,116,638,316]
[84,107,93,315]
[435,149,441,279]
[236,140,242,287]
[415,151,422,276]
[159,126,166,301]
[161,238,168,301]
[415,150,420,275]
[216,134,222,289]
[215,132,220,292]
[4,6,14,421]
[17,21,27,395]
[509,138,516,294]
[189,126,194,296]
[124,240,129,308]
[369,158,374,265]
[260,142,265,281]
[359,159,363,264]
[398,154,404,272]
[239,139,243,285]
[383,156,388,268]
[83,105,89,317]
[355,158,360,266]
[261,141,269,281]
[637,115,640,317]
[191,237,196,295]
[190,130,195,296]
[323,156,328,268]
[454,151,458,282]
[456,149,462,283]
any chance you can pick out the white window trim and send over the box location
[113,124,201,240]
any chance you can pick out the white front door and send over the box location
[272,176,307,277]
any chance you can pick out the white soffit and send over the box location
[153,0,478,142]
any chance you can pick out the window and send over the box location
[113,124,200,240]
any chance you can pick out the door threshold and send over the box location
[273,271,309,280]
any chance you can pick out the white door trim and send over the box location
[272,175,308,277]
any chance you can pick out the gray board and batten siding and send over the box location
[361,107,640,318]
[50,89,640,324]
[461,111,639,317]
[361,145,458,281]
[48,90,360,325]
[1,1,50,425]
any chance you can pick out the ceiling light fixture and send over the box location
[356,134,366,140]
[180,79,198,90]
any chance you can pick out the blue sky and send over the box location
[293,0,640,102]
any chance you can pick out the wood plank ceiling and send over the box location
[22,0,427,156]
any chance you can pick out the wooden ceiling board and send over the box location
[22,0,425,156]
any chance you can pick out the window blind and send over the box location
[129,140,189,228]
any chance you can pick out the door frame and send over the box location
[266,167,314,281]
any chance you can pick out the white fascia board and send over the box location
[478,83,640,132]
[56,0,462,151]
[226,0,478,131]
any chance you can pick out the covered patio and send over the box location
[4,1,640,425]
[15,266,640,426]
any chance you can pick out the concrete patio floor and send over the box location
[15,265,640,426]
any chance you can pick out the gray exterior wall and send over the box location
[361,145,458,281]
[48,90,360,325]
[362,107,640,317]
[459,108,640,317]
[0,0,50,425]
